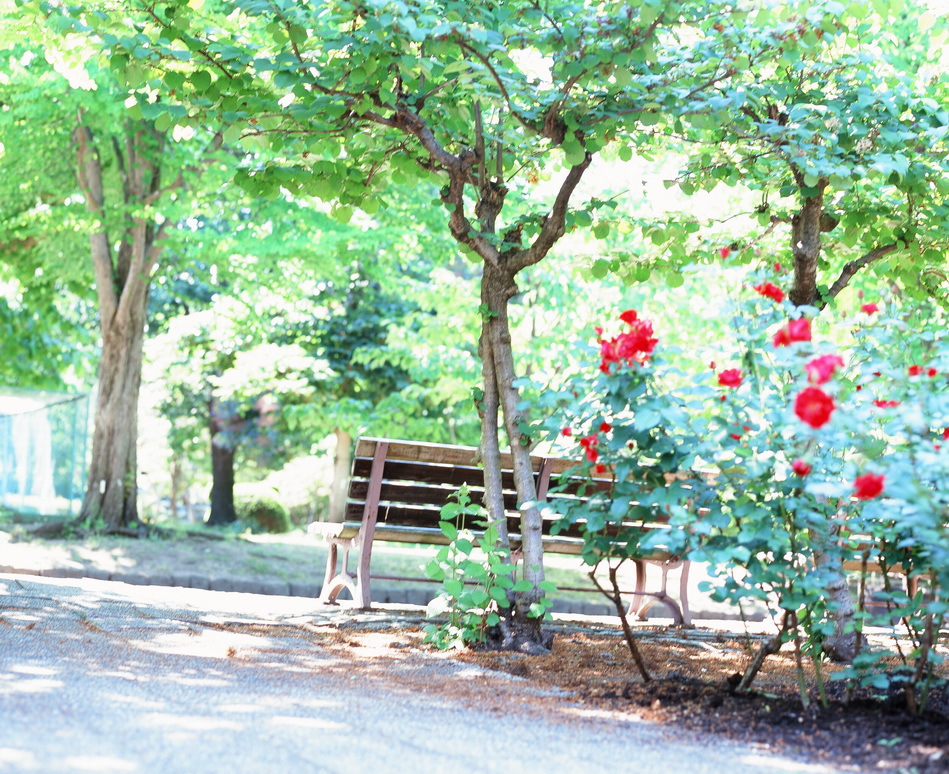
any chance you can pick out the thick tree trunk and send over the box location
[327,427,352,523]
[74,119,175,531]
[789,178,827,307]
[480,264,552,652]
[206,402,237,525]
[812,521,858,663]
[80,311,146,530]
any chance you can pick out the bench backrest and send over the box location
[346,437,678,548]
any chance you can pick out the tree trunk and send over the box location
[74,118,173,531]
[206,401,237,525]
[789,178,828,307]
[80,311,146,529]
[812,522,858,663]
[327,427,352,523]
[480,263,552,652]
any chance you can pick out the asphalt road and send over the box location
[0,574,845,774]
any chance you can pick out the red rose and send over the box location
[791,459,812,476]
[772,327,792,347]
[787,318,812,342]
[853,473,885,500]
[719,247,731,259]
[943,428,949,441]
[873,400,900,409]
[860,303,879,315]
[908,364,923,377]
[794,386,835,428]
[928,368,938,378]
[598,313,658,372]
[753,281,786,303]
[561,427,573,437]
[805,354,844,385]
[599,422,612,433]
[773,318,812,347]
[717,368,743,388]
[593,463,606,475]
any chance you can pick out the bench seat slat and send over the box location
[319,437,695,624]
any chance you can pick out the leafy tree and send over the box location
[157,296,321,525]
[650,4,949,306]
[0,48,98,388]
[40,0,857,648]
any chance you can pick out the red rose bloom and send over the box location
[873,400,900,409]
[943,428,949,441]
[579,433,599,463]
[772,327,792,347]
[806,354,845,385]
[927,367,938,378]
[719,247,731,259]
[794,386,835,428]
[593,464,606,475]
[860,303,880,315]
[599,422,612,433]
[717,368,743,388]
[598,314,658,372]
[787,318,812,342]
[908,364,923,377]
[753,282,786,303]
[791,459,812,476]
[853,473,885,500]
[773,318,812,347]
[561,427,573,437]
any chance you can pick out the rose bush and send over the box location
[539,268,948,711]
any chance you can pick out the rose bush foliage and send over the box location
[540,266,948,706]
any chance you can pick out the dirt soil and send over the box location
[312,617,948,774]
[3,527,947,772]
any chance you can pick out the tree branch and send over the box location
[823,243,901,304]
[511,152,593,271]
[74,116,118,325]
[457,40,540,137]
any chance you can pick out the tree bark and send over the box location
[76,120,159,531]
[812,521,858,663]
[327,427,352,523]
[81,311,146,529]
[206,400,238,526]
[789,177,828,307]
[479,263,553,652]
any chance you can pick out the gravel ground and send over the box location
[0,574,849,774]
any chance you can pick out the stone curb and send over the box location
[0,563,617,617]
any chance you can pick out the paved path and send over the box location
[0,574,845,774]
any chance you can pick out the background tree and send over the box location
[41,0,842,648]
[644,5,949,307]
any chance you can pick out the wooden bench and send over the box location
[312,437,693,625]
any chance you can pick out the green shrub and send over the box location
[234,492,292,534]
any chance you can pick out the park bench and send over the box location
[313,437,693,625]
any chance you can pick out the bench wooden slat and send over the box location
[354,437,578,476]
[319,437,693,624]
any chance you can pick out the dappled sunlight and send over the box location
[738,755,838,773]
[61,756,137,773]
[131,629,273,659]
[267,715,347,731]
[0,748,39,770]
[0,673,63,695]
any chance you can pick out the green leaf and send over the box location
[190,70,212,92]
[439,521,458,541]
[288,24,307,45]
